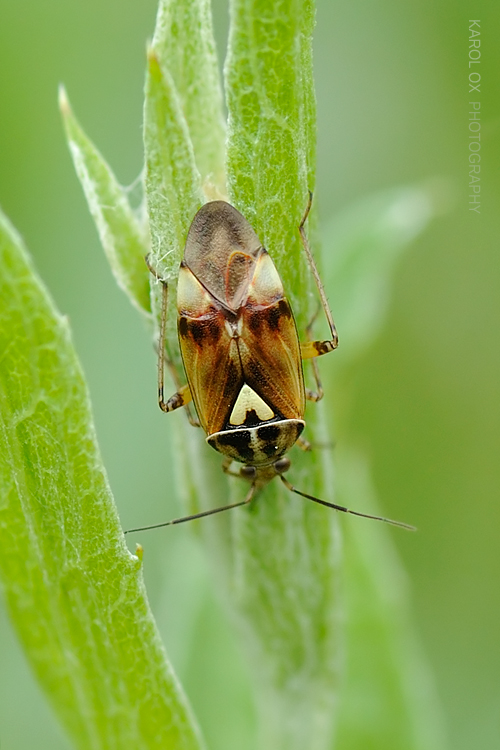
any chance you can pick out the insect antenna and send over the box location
[280,476,416,531]
[124,484,256,535]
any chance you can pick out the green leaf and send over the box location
[225,0,317,324]
[0,208,204,750]
[152,0,226,197]
[322,186,434,361]
[224,3,340,750]
[144,50,204,280]
[143,48,204,377]
[60,87,151,315]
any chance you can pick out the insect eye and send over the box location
[240,465,257,479]
[273,457,291,475]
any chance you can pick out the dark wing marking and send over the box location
[177,265,243,435]
[238,296,305,421]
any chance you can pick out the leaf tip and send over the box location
[146,46,162,77]
[58,84,71,117]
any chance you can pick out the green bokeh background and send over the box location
[0,1,498,749]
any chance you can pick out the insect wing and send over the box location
[238,250,305,420]
[177,264,244,434]
[184,201,262,311]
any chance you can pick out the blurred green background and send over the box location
[0,1,498,749]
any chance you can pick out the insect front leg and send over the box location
[296,435,313,451]
[148,258,199,427]
[221,456,243,479]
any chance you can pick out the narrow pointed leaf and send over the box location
[143,49,204,376]
[60,87,151,315]
[144,50,203,279]
[225,0,317,319]
[0,209,204,750]
[224,3,339,750]
[152,0,226,196]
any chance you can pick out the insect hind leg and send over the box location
[298,193,339,402]
[298,193,339,357]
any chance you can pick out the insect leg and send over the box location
[296,435,313,452]
[300,309,326,401]
[146,256,200,426]
[159,382,193,412]
[221,456,244,479]
[296,433,334,452]
[298,192,339,358]
[302,352,324,402]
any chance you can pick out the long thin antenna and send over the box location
[124,476,416,535]
[280,476,416,531]
[124,485,256,535]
